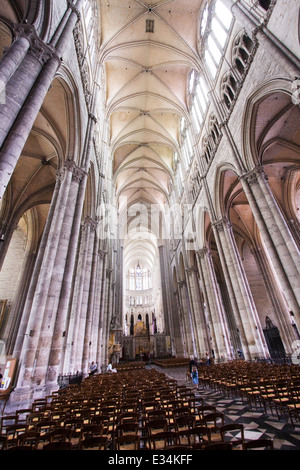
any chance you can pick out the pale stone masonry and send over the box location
[0,0,299,409]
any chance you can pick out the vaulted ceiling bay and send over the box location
[98,0,203,216]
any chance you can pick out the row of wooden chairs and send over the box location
[0,369,191,449]
[197,361,300,428]
[0,365,276,449]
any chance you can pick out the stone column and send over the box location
[158,244,181,356]
[81,238,100,371]
[212,217,268,360]
[80,218,98,374]
[103,267,113,365]
[196,248,231,361]
[0,24,54,148]
[0,31,31,90]
[251,246,296,352]
[12,178,61,362]
[173,289,187,357]
[96,252,107,369]
[0,0,84,199]
[158,245,173,337]
[113,241,124,350]
[178,279,196,358]
[48,174,89,380]
[241,168,300,328]
[90,249,106,365]
[0,222,18,270]
[12,160,87,402]
[185,267,206,358]
[67,217,96,374]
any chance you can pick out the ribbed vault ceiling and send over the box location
[98,0,203,214]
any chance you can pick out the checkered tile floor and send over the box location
[152,365,300,451]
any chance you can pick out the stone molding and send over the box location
[56,160,87,183]
[67,0,82,21]
[240,166,265,186]
[13,23,57,66]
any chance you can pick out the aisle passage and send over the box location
[158,365,300,451]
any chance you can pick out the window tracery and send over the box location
[221,30,256,111]
[200,0,233,79]
[201,114,222,169]
[127,263,152,291]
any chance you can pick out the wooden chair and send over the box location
[141,400,161,416]
[174,415,196,434]
[15,409,32,426]
[5,423,27,445]
[186,426,211,447]
[79,435,109,450]
[272,382,291,420]
[115,422,139,437]
[6,445,33,450]
[0,415,17,433]
[287,399,300,429]
[115,434,140,451]
[32,399,47,412]
[146,419,169,435]
[192,442,206,449]
[166,444,191,450]
[63,417,84,447]
[220,423,245,449]
[34,419,57,438]
[79,424,104,439]
[144,409,167,422]
[242,438,274,450]
[43,441,73,450]
[118,412,140,425]
[91,414,110,433]
[204,442,233,450]
[49,428,73,443]
[26,412,45,430]
[197,405,217,421]
[201,412,224,442]
[119,402,138,415]
[150,431,179,450]
[0,434,7,450]
[18,430,41,449]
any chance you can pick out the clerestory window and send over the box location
[202,0,233,78]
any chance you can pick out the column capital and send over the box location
[212,217,232,232]
[185,266,198,276]
[82,216,98,231]
[240,166,265,186]
[57,159,87,183]
[197,247,209,259]
[14,23,57,65]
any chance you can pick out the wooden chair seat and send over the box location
[150,431,179,450]
[242,438,274,450]
[115,434,140,451]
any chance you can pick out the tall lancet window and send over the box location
[129,268,135,290]
[128,263,152,291]
[136,262,142,291]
